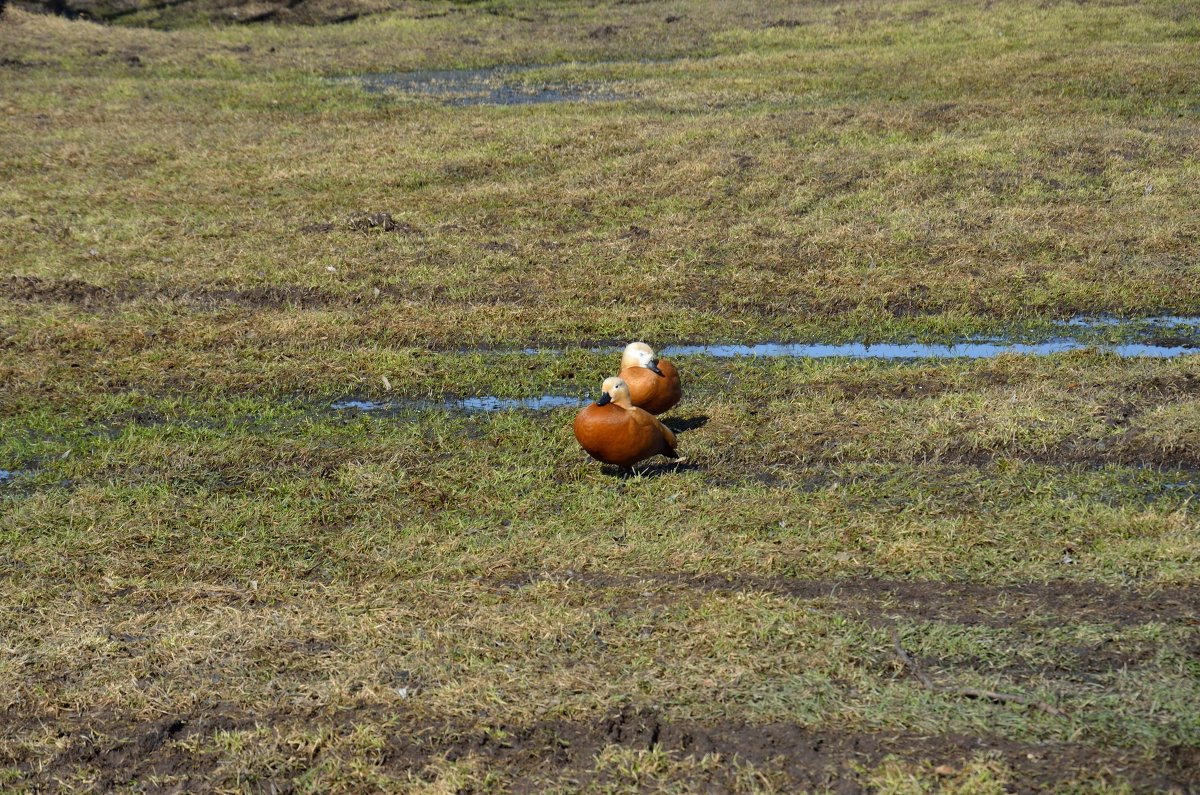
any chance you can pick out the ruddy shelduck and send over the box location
[574,376,679,469]
[618,341,682,415]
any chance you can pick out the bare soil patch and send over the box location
[4,275,115,306]
[344,211,422,235]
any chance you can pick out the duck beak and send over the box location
[596,392,612,406]
[647,360,664,376]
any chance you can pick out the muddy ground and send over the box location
[8,704,1198,794]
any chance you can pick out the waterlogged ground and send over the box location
[350,63,627,106]
[2,0,1200,792]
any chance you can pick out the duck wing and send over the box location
[652,415,679,457]
[627,407,678,458]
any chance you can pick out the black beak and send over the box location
[648,360,664,376]
[596,392,612,406]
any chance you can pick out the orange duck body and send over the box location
[574,379,678,468]
[619,358,682,416]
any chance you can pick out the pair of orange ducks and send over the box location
[573,342,683,470]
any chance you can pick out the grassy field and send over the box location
[2,0,1199,791]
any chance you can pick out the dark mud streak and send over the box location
[4,275,115,305]
[7,277,1200,359]
[409,708,1186,794]
[353,68,621,106]
[103,0,191,20]
[2,275,344,310]
[494,571,1200,628]
[7,706,1192,793]
[1,275,531,312]
[915,644,1163,680]
[718,446,1200,478]
[913,445,1200,471]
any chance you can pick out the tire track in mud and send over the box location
[2,274,349,310]
[6,704,1194,794]
[491,570,1200,628]
[0,274,554,312]
[7,275,1200,354]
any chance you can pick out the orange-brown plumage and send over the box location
[574,377,678,468]
[619,342,682,415]
[620,358,681,415]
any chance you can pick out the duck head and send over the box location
[621,341,663,375]
[596,376,633,408]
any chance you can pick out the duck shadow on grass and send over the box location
[603,459,703,479]
[662,415,709,433]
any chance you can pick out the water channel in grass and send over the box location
[333,316,1199,413]
[332,395,590,413]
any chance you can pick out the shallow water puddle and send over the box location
[1052,315,1200,329]
[459,395,588,411]
[516,338,1198,359]
[349,64,621,106]
[332,395,588,413]
[658,339,1198,359]
[516,316,1200,360]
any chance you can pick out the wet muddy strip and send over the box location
[4,275,1198,359]
[331,395,589,413]
[347,64,624,105]
[1,275,343,309]
[492,571,1200,628]
[338,58,698,106]
[7,704,1190,793]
